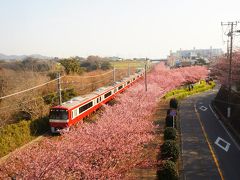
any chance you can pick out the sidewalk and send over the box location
[179,97,220,180]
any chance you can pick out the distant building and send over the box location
[108,56,123,61]
[133,58,147,61]
[167,47,223,67]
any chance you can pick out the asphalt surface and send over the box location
[180,88,240,180]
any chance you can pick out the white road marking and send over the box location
[215,137,231,152]
[199,106,208,111]
[208,104,219,119]
[209,104,240,151]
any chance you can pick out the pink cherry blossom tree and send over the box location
[211,50,240,86]
[0,64,208,179]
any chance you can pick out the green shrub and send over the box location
[157,160,178,180]
[0,117,49,158]
[170,98,178,109]
[13,111,32,121]
[161,140,179,162]
[175,93,187,100]
[164,127,177,140]
[0,120,32,157]
[164,89,185,98]
[165,80,216,100]
[165,115,174,127]
[30,117,49,135]
[43,93,56,104]
[43,88,77,105]
[210,81,216,88]
[59,58,84,75]
[47,72,58,80]
[61,88,77,102]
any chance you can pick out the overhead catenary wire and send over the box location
[70,76,114,91]
[0,73,116,112]
[65,70,113,78]
[0,77,62,100]
[0,68,135,114]
[0,86,76,112]
[62,73,113,85]
[0,70,118,101]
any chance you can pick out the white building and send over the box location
[167,47,223,67]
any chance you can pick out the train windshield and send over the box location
[49,109,68,120]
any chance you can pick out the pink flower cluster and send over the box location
[211,51,240,85]
[0,64,208,179]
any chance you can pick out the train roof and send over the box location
[112,81,124,86]
[51,73,139,110]
[122,75,134,81]
[53,93,97,110]
[93,86,112,95]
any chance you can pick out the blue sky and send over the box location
[0,0,240,58]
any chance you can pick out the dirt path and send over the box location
[126,100,169,179]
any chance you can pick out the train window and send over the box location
[100,97,101,101]
[79,101,93,114]
[97,97,101,103]
[127,81,130,84]
[104,91,112,99]
[72,109,78,118]
[49,109,68,120]
[133,78,135,81]
[118,85,123,90]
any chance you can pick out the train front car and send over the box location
[49,107,70,133]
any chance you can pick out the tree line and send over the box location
[0,55,113,75]
[59,55,112,75]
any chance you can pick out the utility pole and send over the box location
[228,23,234,118]
[145,58,147,92]
[57,72,62,105]
[128,63,130,77]
[227,39,230,59]
[221,21,238,118]
[113,66,116,83]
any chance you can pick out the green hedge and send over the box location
[164,127,177,140]
[161,140,180,162]
[0,117,49,158]
[157,160,179,180]
[169,98,178,109]
[165,115,175,128]
[164,80,216,100]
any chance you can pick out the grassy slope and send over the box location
[110,60,145,68]
[164,80,216,100]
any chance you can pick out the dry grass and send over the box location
[110,60,145,68]
[0,68,51,126]
[0,66,137,126]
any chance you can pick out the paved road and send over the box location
[180,89,240,180]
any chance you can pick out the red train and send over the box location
[49,71,144,133]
